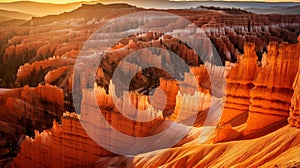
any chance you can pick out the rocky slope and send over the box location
[132,125,300,167]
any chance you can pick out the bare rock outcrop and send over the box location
[288,37,300,128]
[0,84,65,163]
[220,42,259,126]
[171,91,211,123]
[150,78,179,115]
[16,50,76,88]
[11,113,113,168]
[213,124,240,143]
[245,40,300,135]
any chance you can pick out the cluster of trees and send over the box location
[199,6,252,14]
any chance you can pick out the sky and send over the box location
[1,0,300,4]
[0,0,95,3]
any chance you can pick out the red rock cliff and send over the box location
[245,40,300,135]
[288,37,300,128]
[221,42,259,126]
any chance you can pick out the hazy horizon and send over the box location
[0,0,300,17]
[1,0,300,4]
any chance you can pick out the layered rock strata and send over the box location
[11,113,113,168]
[220,42,259,126]
[245,40,300,134]
[289,37,300,127]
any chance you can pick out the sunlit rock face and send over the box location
[289,72,300,127]
[218,38,300,136]
[245,40,300,135]
[16,50,77,90]
[221,42,259,126]
[11,113,114,168]
[11,82,164,167]
[171,91,211,124]
[0,84,64,127]
[288,37,300,128]
[0,84,65,164]
[150,78,179,115]
[11,76,216,167]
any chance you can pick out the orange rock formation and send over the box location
[245,41,300,135]
[1,3,300,167]
[221,42,259,126]
[288,37,300,128]
[11,113,113,168]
